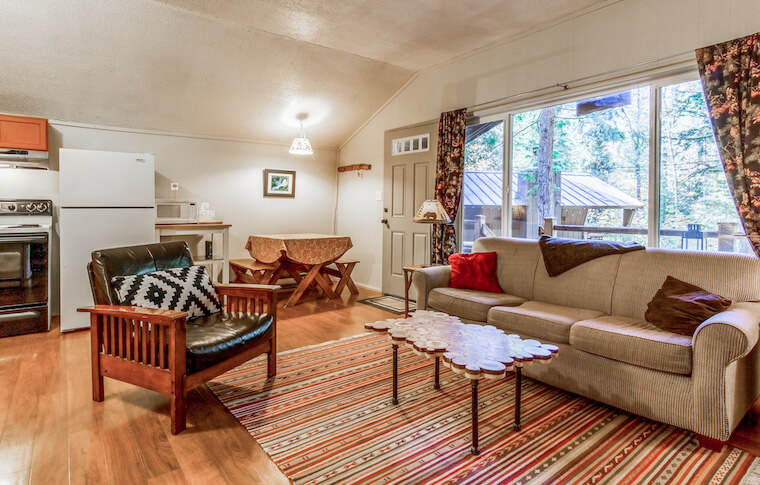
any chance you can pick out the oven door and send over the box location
[0,233,48,335]
[0,305,48,337]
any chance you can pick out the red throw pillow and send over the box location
[449,252,503,293]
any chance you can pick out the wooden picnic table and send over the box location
[244,233,353,307]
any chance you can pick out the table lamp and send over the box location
[413,199,452,264]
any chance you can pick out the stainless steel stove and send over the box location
[0,199,52,337]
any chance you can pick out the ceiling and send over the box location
[0,0,606,148]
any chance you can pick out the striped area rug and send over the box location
[208,333,760,484]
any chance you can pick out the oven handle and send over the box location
[0,235,47,244]
[0,311,40,322]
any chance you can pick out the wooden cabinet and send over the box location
[0,114,48,151]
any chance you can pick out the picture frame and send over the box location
[263,169,296,198]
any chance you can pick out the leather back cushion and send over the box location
[612,249,760,320]
[88,241,194,305]
[471,238,540,300]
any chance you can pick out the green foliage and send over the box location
[464,80,743,251]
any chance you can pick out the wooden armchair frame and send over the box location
[79,283,277,434]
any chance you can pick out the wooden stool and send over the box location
[324,258,359,296]
[230,258,277,284]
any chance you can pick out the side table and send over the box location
[402,265,428,317]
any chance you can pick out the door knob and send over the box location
[381,218,389,228]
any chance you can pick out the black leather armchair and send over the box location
[78,241,277,434]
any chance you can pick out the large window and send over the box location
[658,80,749,253]
[461,121,504,253]
[461,75,751,254]
[511,87,649,244]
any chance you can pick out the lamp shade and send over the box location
[289,137,313,155]
[289,119,314,155]
[413,199,452,223]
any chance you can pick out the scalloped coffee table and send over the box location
[365,310,559,455]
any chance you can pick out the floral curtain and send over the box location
[431,108,467,264]
[696,33,760,256]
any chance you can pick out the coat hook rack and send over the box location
[337,164,371,177]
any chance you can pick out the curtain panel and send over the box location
[432,108,467,264]
[696,32,760,256]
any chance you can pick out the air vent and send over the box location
[392,134,430,156]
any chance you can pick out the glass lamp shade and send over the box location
[289,137,313,155]
[413,199,452,223]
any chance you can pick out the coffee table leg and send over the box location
[392,344,399,405]
[514,366,522,431]
[434,356,440,390]
[471,379,479,455]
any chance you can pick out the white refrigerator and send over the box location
[59,148,156,331]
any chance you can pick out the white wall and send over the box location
[0,123,337,314]
[336,0,760,291]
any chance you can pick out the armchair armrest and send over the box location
[78,304,187,326]
[412,265,451,310]
[214,283,279,316]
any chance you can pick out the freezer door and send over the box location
[60,149,155,208]
[59,207,156,331]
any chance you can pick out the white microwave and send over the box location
[155,199,198,224]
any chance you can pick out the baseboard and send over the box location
[355,283,382,293]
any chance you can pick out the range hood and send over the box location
[0,149,49,170]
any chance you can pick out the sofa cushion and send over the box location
[569,315,693,375]
[487,301,604,344]
[532,252,621,315]
[611,249,760,321]
[186,312,274,374]
[428,287,525,322]
[471,238,541,300]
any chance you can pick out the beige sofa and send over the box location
[413,237,760,446]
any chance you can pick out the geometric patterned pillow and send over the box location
[111,265,222,320]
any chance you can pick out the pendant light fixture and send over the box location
[289,113,313,155]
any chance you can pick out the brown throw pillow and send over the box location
[645,276,731,336]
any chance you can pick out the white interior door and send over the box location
[59,207,155,331]
[382,121,438,297]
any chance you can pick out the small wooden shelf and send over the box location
[338,164,371,173]
[155,223,230,283]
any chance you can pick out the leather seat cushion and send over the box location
[428,287,525,322]
[186,312,274,374]
[487,301,604,344]
[569,315,693,375]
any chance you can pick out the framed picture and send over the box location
[263,169,296,198]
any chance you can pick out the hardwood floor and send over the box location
[3,287,760,484]
[0,286,396,484]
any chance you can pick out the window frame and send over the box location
[461,69,712,251]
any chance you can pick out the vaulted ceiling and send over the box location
[0,0,606,148]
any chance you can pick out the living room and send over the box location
[2,0,760,483]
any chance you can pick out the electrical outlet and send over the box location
[375,191,382,201]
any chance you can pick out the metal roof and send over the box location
[462,171,644,209]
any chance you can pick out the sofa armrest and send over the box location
[412,265,451,310]
[691,302,760,440]
[693,302,760,365]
